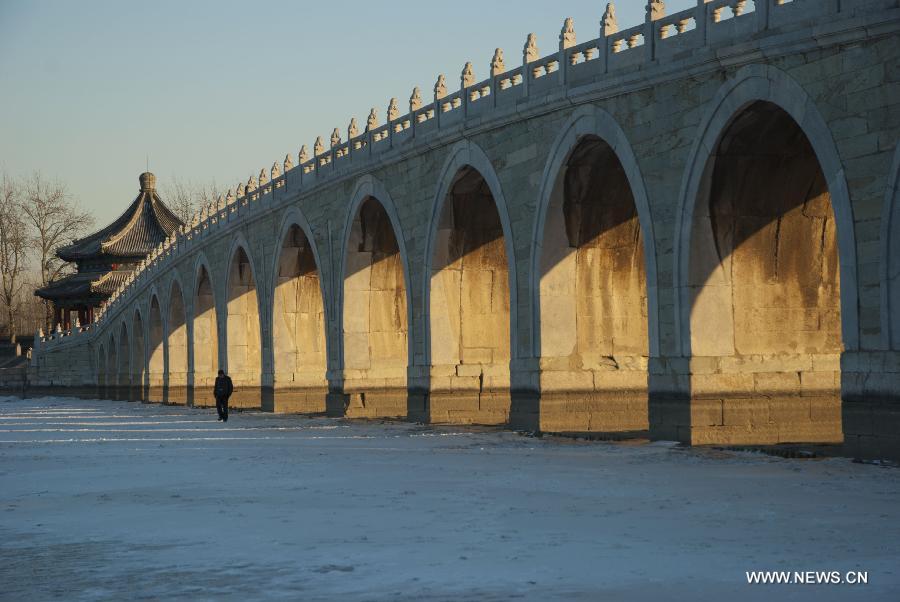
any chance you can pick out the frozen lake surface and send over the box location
[1,396,899,601]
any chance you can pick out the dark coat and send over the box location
[214,375,234,399]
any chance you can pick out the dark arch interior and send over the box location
[563,137,642,252]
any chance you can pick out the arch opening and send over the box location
[273,225,327,413]
[117,323,130,401]
[538,135,649,434]
[106,338,117,400]
[192,265,219,407]
[132,311,146,401]
[688,101,842,443]
[97,343,106,397]
[342,196,408,418]
[226,246,262,408]
[147,297,164,403]
[429,166,511,424]
[168,281,188,404]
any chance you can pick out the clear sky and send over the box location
[0,0,695,225]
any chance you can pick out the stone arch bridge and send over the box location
[30,0,900,459]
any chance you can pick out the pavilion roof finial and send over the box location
[139,172,156,192]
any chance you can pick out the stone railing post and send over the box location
[696,0,709,46]
[601,3,618,75]
[409,88,421,138]
[433,74,447,129]
[460,63,474,119]
[522,33,538,98]
[364,109,376,158]
[490,48,504,109]
[558,17,575,85]
[756,0,770,31]
[387,98,399,149]
[646,1,665,61]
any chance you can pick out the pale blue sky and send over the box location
[0,0,694,224]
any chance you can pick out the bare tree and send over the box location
[160,177,195,224]
[159,176,223,224]
[22,172,94,332]
[0,174,28,342]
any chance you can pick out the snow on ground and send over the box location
[1,397,898,601]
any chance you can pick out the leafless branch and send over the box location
[22,172,94,331]
[0,173,29,341]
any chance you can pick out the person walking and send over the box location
[214,369,234,422]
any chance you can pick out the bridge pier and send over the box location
[325,390,349,418]
[647,354,853,450]
[269,386,328,414]
[841,350,900,459]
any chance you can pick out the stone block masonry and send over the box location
[22,0,900,460]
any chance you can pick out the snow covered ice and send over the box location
[1,396,899,601]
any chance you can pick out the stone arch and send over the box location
[106,334,117,400]
[338,175,411,418]
[167,276,189,404]
[530,106,656,433]
[674,63,858,355]
[531,106,659,358]
[423,140,517,424]
[132,307,146,401]
[97,342,106,395]
[269,208,329,413]
[225,235,264,408]
[117,321,130,401]
[673,64,852,445]
[424,140,519,365]
[191,253,219,406]
[881,142,900,350]
[147,292,165,403]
